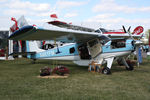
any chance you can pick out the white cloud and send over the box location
[86,13,150,31]
[36,12,51,17]
[31,4,50,12]
[1,0,52,18]
[89,0,150,31]
[4,9,28,16]
[56,0,87,9]
[139,7,150,12]
[64,13,78,18]
[88,15,150,25]
[0,0,7,2]
[6,0,50,12]
[0,16,13,30]
[93,0,150,13]
[93,13,115,19]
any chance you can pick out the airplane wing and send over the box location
[9,25,103,43]
[48,21,95,32]
[9,25,141,43]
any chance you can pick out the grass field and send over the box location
[0,58,150,100]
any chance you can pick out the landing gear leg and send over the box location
[102,57,114,75]
[122,58,134,71]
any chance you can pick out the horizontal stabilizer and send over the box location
[9,52,36,56]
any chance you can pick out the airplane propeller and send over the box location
[122,26,143,66]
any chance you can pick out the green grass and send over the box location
[0,58,150,100]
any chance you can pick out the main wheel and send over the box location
[126,60,134,71]
[102,67,111,75]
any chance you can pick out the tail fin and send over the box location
[26,41,45,58]
[132,26,144,35]
[10,15,28,32]
[17,15,28,28]
[26,41,45,52]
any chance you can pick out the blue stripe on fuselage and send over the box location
[34,43,79,59]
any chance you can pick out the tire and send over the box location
[126,61,134,71]
[102,67,111,75]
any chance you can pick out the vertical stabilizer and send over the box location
[132,26,144,35]
[26,41,45,53]
[17,15,28,28]
[26,41,45,59]
[10,15,28,32]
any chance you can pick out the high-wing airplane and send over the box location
[9,16,146,74]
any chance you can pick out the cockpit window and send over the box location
[100,28,108,33]
[111,39,126,49]
[95,28,109,33]
[95,29,101,33]
[98,35,111,45]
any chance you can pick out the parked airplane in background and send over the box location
[9,15,147,74]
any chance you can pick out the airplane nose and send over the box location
[135,40,143,46]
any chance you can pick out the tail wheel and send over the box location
[126,60,134,71]
[102,67,111,75]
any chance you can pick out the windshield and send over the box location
[95,28,109,33]
[98,35,110,45]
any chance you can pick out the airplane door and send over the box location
[87,38,102,58]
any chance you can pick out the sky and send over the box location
[0,0,150,32]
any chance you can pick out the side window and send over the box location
[111,39,126,49]
[70,47,75,54]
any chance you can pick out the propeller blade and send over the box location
[122,26,134,40]
[122,25,127,33]
[127,27,134,40]
[128,26,131,33]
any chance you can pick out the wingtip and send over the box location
[8,25,34,40]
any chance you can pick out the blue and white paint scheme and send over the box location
[22,36,139,75]
[9,16,144,74]
[26,41,80,60]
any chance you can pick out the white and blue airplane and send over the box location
[9,16,145,74]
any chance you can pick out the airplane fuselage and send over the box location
[27,38,134,66]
